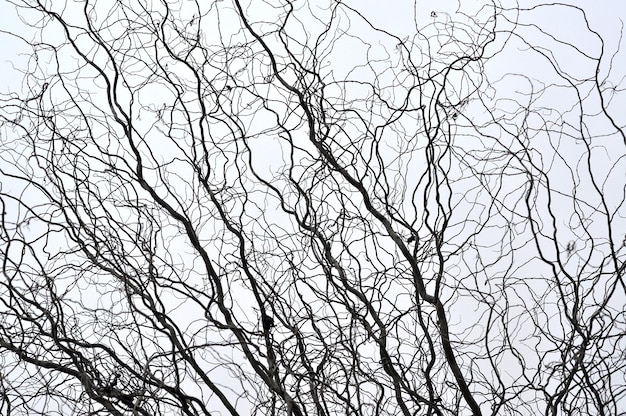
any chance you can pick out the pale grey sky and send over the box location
[0,1,625,415]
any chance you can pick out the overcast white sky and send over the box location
[1,1,626,415]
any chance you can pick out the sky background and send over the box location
[1,1,626,415]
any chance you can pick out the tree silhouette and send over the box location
[0,1,625,415]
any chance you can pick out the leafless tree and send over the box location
[0,1,625,415]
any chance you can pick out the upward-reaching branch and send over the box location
[0,1,625,415]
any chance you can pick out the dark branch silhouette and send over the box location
[0,1,625,415]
